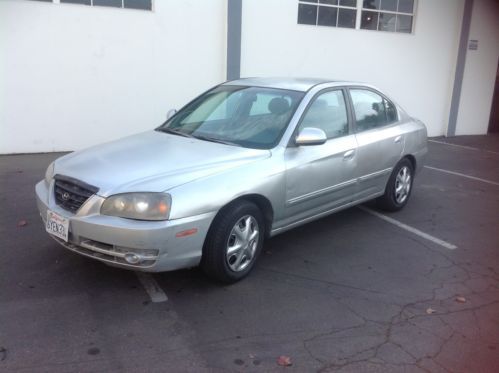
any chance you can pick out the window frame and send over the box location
[297,0,417,34]
[290,87,354,146]
[346,86,400,134]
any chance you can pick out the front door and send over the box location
[284,89,358,225]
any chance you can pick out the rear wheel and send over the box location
[377,158,414,212]
[201,201,264,283]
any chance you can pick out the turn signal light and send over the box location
[175,228,198,238]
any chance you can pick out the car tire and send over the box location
[201,200,265,283]
[377,158,414,212]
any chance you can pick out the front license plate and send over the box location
[46,210,69,242]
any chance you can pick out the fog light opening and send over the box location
[124,253,142,264]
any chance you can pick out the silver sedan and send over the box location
[36,78,427,282]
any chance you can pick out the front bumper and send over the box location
[35,180,216,272]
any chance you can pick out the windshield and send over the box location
[157,85,305,149]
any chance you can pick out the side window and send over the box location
[299,90,349,139]
[385,99,398,123]
[350,89,397,132]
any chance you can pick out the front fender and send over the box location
[167,154,286,222]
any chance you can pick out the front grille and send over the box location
[54,175,99,213]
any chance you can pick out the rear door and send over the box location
[348,88,404,200]
[284,89,358,223]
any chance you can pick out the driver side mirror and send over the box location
[295,127,327,146]
[166,109,177,120]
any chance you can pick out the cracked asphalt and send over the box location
[1,135,498,372]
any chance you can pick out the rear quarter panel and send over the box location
[401,118,428,173]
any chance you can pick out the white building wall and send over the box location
[240,0,465,137]
[455,0,499,135]
[0,0,227,154]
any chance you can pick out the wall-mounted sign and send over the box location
[468,39,478,51]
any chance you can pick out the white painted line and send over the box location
[424,166,499,187]
[136,272,168,303]
[358,206,457,250]
[428,139,499,155]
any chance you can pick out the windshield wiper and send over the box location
[157,127,194,138]
[192,135,240,147]
[158,128,239,147]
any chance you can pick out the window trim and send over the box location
[346,86,400,134]
[297,0,417,34]
[289,87,354,146]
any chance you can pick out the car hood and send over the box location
[55,131,271,197]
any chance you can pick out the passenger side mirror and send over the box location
[295,127,327,146]
[166,109,177,120]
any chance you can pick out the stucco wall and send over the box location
[0,0,227,153]
[240,0,465,137]
[2,0,497,154]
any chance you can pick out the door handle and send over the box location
[394,135,402,143]
[343,149,355,160]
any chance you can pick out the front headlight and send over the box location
[45,162,55,186]
[101,193,172,221]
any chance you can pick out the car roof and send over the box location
[223,77,362,92]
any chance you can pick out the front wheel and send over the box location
[201,201,264,283]
[377,158,414,212]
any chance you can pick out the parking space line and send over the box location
[428,139,499,155]
[424,165,499,186]
[358,206,457,250]
[135,272,168,303]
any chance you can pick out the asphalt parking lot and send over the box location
[1,135,498,372]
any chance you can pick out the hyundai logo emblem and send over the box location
[62,192,71,201]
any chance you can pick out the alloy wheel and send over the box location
[394,166,411,204]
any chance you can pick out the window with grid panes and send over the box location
[298,0,358,29]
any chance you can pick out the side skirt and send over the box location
[270,191,384,237]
